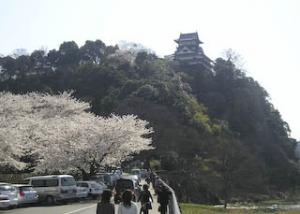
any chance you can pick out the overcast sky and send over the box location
[1,0,299,140]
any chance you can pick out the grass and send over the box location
[180,203,300,214]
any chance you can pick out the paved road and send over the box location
[0,201,97,214]
[0,182,160,214]
[0,199,159,214]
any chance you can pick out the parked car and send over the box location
[13,184,38,205]
[112,168,123,177]
[97,181,107,190]
[126,174,140,184]
[91,173,118,188]
[25,175,77,204]
[75,185,89,200]
[139,169,148,178]
[90,174,105,184]
[0,183,18,209]
[131,169,142,181]
[76,181,105,199]
[114,176,141,204]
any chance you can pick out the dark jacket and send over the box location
[96,202,115,214]
[138,190,153,203]
[157,189,171,205]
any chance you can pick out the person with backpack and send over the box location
[157,186,171,214]
[138,184,153,214]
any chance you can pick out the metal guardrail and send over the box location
[151,172,181,214]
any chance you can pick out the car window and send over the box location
[91,175,105,183]
[61,177,76,186]
[31,179,58,187]
[0,185,15,192]
[132,170,140,175]
[91,183,99,188]
[20,186,34,191]
[77,183,88,187]
[103,175,110,183]
[116,180,134,190]
[31,179,45,187]
[46,179,59,187]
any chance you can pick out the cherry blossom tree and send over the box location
[0,92,153,176]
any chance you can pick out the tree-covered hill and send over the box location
[0,40,299,204]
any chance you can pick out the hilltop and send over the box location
[0,39,299,204]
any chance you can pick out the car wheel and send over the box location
[7,205,14,210]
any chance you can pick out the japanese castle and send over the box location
[171,32,212,69]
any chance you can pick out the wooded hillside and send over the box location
[0,40,299,204]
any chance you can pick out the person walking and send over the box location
[138,184,153,214]
[118,190,138,214]
[96,189,115,214]
[157,186,171,214]
[145,175,151,185]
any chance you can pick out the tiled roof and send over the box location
[176,32,203,44]
[180,32,198,39]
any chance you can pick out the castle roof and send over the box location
[175,32,203,44]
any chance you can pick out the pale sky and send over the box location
[0,0,299,140]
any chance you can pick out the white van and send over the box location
[25,175,77,204]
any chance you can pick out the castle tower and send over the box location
[174,32,212,69]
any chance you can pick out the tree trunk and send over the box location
[78,168,89,180]
[224,199,227,209]
[89,158,97,178]
[223,185,229,209]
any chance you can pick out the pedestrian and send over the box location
[149,171,155,188]
[145,175,151,185]
[118,190,138,214]
[96,189,115,214]
[157,186,171,214]
[154,177,162,195]
[138,184,153,214]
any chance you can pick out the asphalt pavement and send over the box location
[0,201,97,214]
